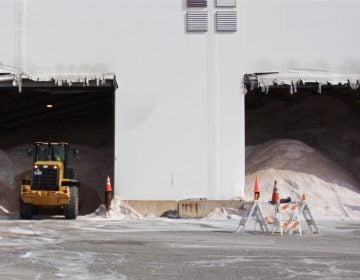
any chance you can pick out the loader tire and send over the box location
[19,198,33,219]
[64,186,79,219]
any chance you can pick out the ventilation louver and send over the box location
[187,0,207,8]
[187,11,208,32]
[216,11,237,32]
[216,0,236,7]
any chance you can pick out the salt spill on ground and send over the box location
[203,207,244,220]
[81,196,142,220]
[8,226,58,240]
[245,139,360,220]
[0,218,359,279]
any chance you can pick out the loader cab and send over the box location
[32,142,70,166]
[28,142,76,179]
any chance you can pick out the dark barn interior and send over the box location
[0,74,116,214]
[245,74,360,183]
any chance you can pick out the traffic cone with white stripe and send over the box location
[104,175,113,211]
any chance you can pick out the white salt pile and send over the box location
[81,196,142,220]
[245,139,360,220]
[0,205,10,215]
[203,207,244,220]
[1,140,360,220]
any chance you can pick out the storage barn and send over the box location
[0,0,359,206]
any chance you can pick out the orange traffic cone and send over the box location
[105,175,112,192]
[270,180,280,204]
[253,176,260,200]
[104,176,113,211]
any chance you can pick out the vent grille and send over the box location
[216,11,237,32]
[216,0,236,7]
[32,167,58,191]
[187,12,208,32]
[187,0,207,8]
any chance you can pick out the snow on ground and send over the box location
[245,139,360,220]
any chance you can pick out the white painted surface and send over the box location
[0,0,360,199]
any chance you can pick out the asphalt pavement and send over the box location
[0,217,359,279]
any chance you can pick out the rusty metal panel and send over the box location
[216,0,236,7]
[187,0,207,8]
[187,11,208,32]
[178,199,245,218]
[216,11,237,32]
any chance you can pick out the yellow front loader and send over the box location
[20,142,80,219]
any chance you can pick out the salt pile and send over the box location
[245,139,360,220]
[0,205,10,215]
[203,207,244,220]
[81,196,142,220]
[1,140,360,220]
[246,94,360,184]
[0,150,15,187]
[70,145,113,201]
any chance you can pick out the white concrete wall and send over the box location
[0,0,360,200]
[241,0,360,74]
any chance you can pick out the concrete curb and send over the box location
[124,199,245,218]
